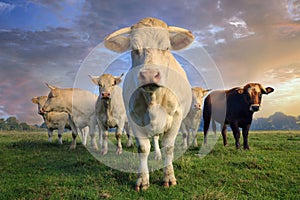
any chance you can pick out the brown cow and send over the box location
[203,83,274,149]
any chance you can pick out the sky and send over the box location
[0,0,300,125]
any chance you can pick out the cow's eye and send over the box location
[98,84,102,87]
[259,93,262,98]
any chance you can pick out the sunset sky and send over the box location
[0,0,300,125]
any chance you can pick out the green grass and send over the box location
[0,130,299,199]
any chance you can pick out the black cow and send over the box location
[203,83,274,149]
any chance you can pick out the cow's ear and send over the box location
[203,89,211,96]
[31,97,38,104]
[169,28,194,50]
[88,75,100,86]
[237,88,244,94]
[46,83,57,91]
[114,73,124,85]
[263,87,274,94]
[104,27,131,53]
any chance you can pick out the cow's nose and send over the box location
[194,103,201,110]
[251,105,260,112]
[39,108,45,114]
[101,92,110,98]
[139,69,161,84]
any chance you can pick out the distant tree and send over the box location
[19,122,30,131]
[0,118,9,131]
[6,116,20,130]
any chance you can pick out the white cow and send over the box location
[89,73,133,155]
[104,17,194,191]
[180,87,210,148]
[32,96,69,144]
[41,84,98,150]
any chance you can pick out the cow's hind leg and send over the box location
[135,138,150,191]
[124,122,133,147]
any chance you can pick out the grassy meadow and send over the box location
[0,130,299,200]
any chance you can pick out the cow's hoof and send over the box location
[163,180,177,188]
[244,147,250,150]
[101,150,108,155]
[135,184,149,192]
[116,149,122,155]
[154,153,162,160]
[224,144,229,147]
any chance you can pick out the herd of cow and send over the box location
[31,18,274,191]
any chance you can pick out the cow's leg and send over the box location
[47,129,53,143]
[162,131,177,188]
[221,124,228,146]
[89,119,98,151]
[180,123,188,148]
[203,101,211,144]
[212,120,217,138]
[191,128,198,147]
[57,128,63,145]
[187,129,191,147]
[153,135,162,160]
[124,122,133,147]
[115,127,123,155]
[97,119,103,147]
[242,125,251,150]
[230,123,241,149]
[101,129,109,155]
[80,126,88,146]
[68,119,78,150]
[135,137,151,191]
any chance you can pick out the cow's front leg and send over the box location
[242,125,250,150]
[221,124,228,147]
[162,127,179,188]
[180,124,188,148]
[115,127,123,155]
[153,135,162,160]
[47,129,53,143]
[124,122,133,147]
[89,121,98,151]
[102,129,109,155]
[191,128,198,147]
[230,123,241,149]
[57,128,63,144]
[135,138,150,191]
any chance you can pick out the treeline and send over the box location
[0,117,40,131]
[198,112,300,131]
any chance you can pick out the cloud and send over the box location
[226,16,255,39]
[0,2,15,13]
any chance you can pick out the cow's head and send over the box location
[41,83,67,113]
[89,73,123,99]
[191,87,211,110]
[104,17,194,86]
[237,83,274,112]
[31,96,47,115]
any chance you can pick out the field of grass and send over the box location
[0,130,299,199]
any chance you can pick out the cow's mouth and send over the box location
[140,83,160,93]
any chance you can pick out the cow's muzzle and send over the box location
[250,104,260,112]
[138,69,161,85]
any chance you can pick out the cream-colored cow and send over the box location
[41,84,98,150]
[180,87,210,148]
[32,96,69,144]
[104,17,194,191]
[32,96,89,145]
[89,73,133,155]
